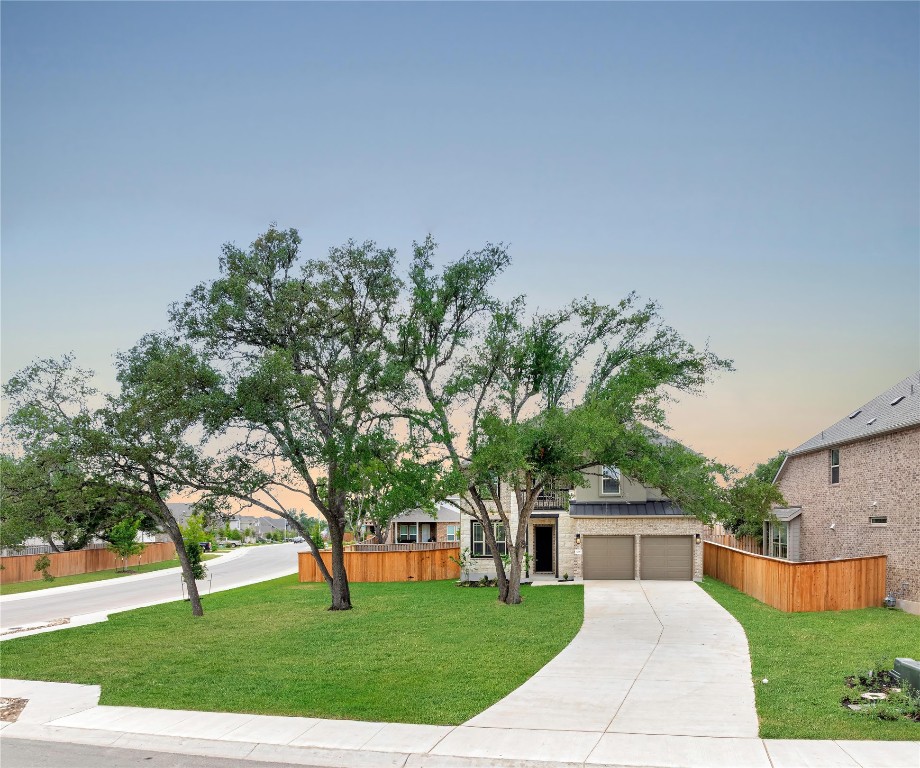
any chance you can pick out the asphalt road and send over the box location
[0,543,301,630]
[1,739,300,768]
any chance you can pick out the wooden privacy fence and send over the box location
[0,542,177,585]
[702,524,762,555]
[299,544,460,583]
[704,541,886,612]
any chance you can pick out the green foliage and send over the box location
[184,541,207,580]
[720,451,788,540]
[754,450,787,484]
[105,517,146,570]
[180,512,216,549]
[33,554,54,582]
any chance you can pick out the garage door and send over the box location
[582,536,634,580]
[640,536,693,580]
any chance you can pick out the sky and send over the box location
[3,1,918,479]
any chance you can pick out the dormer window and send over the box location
[830,449,840,485]
[601,465,621,495]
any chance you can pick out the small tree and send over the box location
[179,511,216,550]
[721,451,788,541]
[106,516,146,571]
[34,554,54,582]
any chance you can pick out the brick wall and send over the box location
[776,425,920,609]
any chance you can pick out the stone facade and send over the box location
[459,467,704,581]
[569,516,704,581]
[775,425,920,613]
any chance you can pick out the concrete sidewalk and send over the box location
[1,581,917,767]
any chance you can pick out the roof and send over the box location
[771,507,802,522]
[391,503,461,524]
[788,371,920,458]
[166,503,194,526]
[569,501,687,517]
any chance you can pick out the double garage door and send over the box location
[582,535,692,580]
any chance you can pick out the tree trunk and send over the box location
[152,495,204,617]
[500,495,533,606]
[325,514,352,611]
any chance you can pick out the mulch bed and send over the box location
[0,698,28,722]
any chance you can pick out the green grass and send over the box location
[0,555,219,596]
[0,577,584,724]
[700,576,920,740]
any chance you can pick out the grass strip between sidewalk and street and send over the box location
[700,576,920,741]
[0,555,220,596]
[0,576,584,725]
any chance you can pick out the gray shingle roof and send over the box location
[772,507,802,522]
[392,503,461,524]
[789,372,920,457]
[569,501,686,517]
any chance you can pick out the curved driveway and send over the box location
[0,544,301,632]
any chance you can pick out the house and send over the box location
[772,371,920,614]
[459,460,704,582]
[389,503,461,543]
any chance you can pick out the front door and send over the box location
[535,526,553,572]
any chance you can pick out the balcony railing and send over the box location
[534,490,569,510]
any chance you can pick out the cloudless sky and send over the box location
[3,1,918,473]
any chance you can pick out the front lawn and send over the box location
[701,577,920,740]
[0,555,219,596]
[0,577,583,725]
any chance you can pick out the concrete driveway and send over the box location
[449,580,759,757]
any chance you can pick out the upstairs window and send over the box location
[445,524,458,542]
[830,449,840,485]
[869,516,888,526]
[601,465,621,495]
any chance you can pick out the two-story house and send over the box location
[772,371,920,614]
[459,461,705,582]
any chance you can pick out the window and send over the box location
[397,523,418,543]
[869,516,888,526]
[601,465,621,495]
[446,524,458,542]
[768,521,788,559]
[471,521,507,557]
[830,449,840,485]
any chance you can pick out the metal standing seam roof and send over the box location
[787,371,920,457]
[569,501,687,517]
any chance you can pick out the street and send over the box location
[0,544,302,631]
[0,739,301,768]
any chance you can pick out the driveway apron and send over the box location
[462,580,759,739]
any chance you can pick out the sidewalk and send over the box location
[1,678,917,768]
[1,581,917,767]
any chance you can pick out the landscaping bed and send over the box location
[0,576,584,725]
[700,576,920,740]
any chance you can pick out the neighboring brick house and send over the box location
[459,458,704,582]
[773,372,920,614]
[388,503,461,544]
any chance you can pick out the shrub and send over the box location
[33,554,54,582]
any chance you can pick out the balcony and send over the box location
[534,490,569,510]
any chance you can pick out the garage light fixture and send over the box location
[695,533,701,544]
[575,533,581,546]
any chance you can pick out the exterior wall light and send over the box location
[575,533,581,546]
[694,533,701,544]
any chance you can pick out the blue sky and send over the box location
[3,1,918,470]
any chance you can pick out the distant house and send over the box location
[388,503,461,544]
[773,372,920,614]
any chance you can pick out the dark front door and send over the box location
[535,526,553,572]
